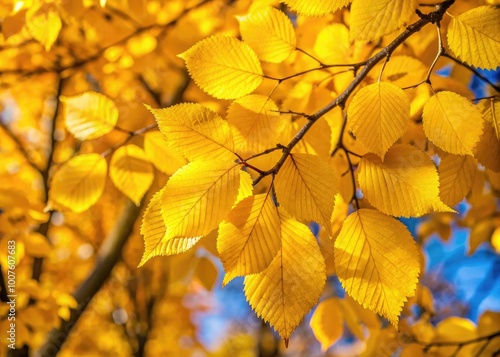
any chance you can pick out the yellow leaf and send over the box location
[447,6,500,70]
[227,95,283,155]
[338,299,365,340]
[313,23,350,65]
[238,7,296,63]
[350,0,417,41]
[218,192,281,282]
[143,131,187,175]
[162,161,240,239]
[139,188,201,267]
[478,98,500,139]
[310,298,344,351]
[25,3,62,51]
[473,311,500,356]
[422,91,483,155]
[23,232,51,258]
[109,144,154,205]
[275,153,337,232]
[236,170,254,205]
[61,92,119,141]
[347,82,410,159]
[432,318,478,356]
[438,154,476,206]
[146,103,236,162]
[334,209,420,327]
[178,36,263,99]
[283,0,350,16]
[244,211,326,342]
[372,56,427,88]
[49,153,107,212]
[358,144,453,217]
[474,99,500,172]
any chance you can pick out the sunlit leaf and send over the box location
[347,82,410,159]
[61,92,119,141]
[350,0,417,41]
[143,131,187,175]
[275,153,337,232]
[422,91,483,155]
[283,0,350,16]
[438,154,476,206]
[218,192,281,283]
[146,103,236,162]
[358,144,453,217]
[335,209,420,327]
[26,3,62,51]
[109,144,154,205]
[162,161,240,239]
[49,153,107,213]
[238,7,296,63]
[178,36,263,99]
[447,6,500,70]
[310,298,344,351]
[139,187,201,267]
[245,210,326,342]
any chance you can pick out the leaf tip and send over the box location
[284,338,289,348]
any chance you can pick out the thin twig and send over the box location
[252,0,456,187]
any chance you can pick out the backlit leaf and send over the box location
[26,3,62,51]
[275,153,337,232]
[139,187,201,267]
[313,24,350,65]
[422,91,483,155]
[143,131,187,175]
[350,0,417,41]
[227,95,283,155]
[347,82,410,159]
[335,209,420,327]
[178,36,263,99]
[146,103,236,162]
[447,6,500,70]
[238,7,296,63]
[478,98,500,139]
[310,298,344,351]
[439,154,476,206]
[61,92,119,141]
[283,0,350,16]
[245,211,326,342]
[218,192,281,282]
[358,144,453,217]
[162,161,240,239]
[109,144,154,205]
[49,153,107,213]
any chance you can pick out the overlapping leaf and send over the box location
[61,92,118,141]
[350,0,417,41]
[447,6,500,70]
[143,131,187,175]
[178,36,263,99]
[109,144,154,205]
[238,7,296,63]
[358,144,453,217]
[218,192,281,282]
[244,211,326,343]
[347,82,410,159]
[275,153,337,232]
[162,161,240,239]
[147,103,235,162]
[49,153,107,213]
[227,95,282,155]
[439,155,476,206]
[335,209,420,326]
[422,91,483,155]
[283,0,350,16]
[139,187,201,267]
[310,298,344,351]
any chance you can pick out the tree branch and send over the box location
[253,0,456,186]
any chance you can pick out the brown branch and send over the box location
[0,118,40,173]
[252,0,456,186]
[419,331,500,354]
[36,200,142,357]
